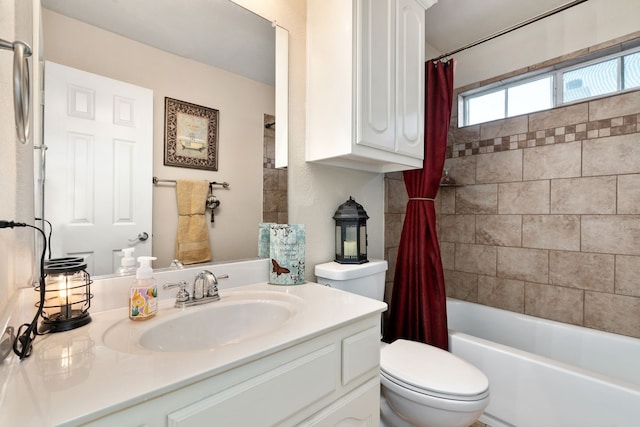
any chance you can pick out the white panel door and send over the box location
[44,61,153,276]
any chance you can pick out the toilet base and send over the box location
[380,394,413,427]
[380,387,486,427]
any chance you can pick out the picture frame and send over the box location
[164,97,219,171]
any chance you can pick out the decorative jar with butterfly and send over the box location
[266,224,305,285]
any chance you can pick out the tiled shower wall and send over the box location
[385,37,640,339]
[263,114,288,223]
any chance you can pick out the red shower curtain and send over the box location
[383,60,454,350]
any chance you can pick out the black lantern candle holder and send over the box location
[333,196,369,264]
[38,257,93,333]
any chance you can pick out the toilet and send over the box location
[315,260,489,427]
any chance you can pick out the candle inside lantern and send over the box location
[58,276,72,319]
[343,240,357,257]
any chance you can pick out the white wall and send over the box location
[42,10,274,268]
[0,0,36,316]
[233,0,385,281]
[0,0,17,314]
[449,0,640,88]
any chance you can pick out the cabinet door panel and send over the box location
[167,345,337,427]
[357,0,395,151]
[302,378,380,426]
[342,326,380,385]
[396,0,425,159]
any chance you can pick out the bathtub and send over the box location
[446,298,640,427]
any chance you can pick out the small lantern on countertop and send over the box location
[38,257,93,333]
[333,196,369,264]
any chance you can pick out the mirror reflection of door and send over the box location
[44,61,153,276]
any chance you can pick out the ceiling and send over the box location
[40,0,276,86]
[40,0,580,85]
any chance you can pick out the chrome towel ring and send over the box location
[1,38,32,144]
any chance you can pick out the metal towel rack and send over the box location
[152,176,230,189]
[0,38,31,144]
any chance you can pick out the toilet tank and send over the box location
[314,260,388,301]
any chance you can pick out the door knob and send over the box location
[129,232,149,242]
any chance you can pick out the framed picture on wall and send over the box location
[164,97,219,171]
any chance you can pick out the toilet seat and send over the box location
[381,339,489,401]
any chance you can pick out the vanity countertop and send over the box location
[0,281,386,427]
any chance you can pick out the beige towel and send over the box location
[175,180,211,265]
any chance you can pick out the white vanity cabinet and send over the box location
[306,0,436,173]
[80,319,381,427]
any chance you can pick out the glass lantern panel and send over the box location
[335,225,342,256]
[344,224,358,257]
[359,225,367,256]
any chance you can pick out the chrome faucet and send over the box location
[163,271,228,308]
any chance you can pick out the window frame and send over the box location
[459,44,640,128]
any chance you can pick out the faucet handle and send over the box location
[163,280,190,303]
[212,273,229,284]
[201,271,228,300]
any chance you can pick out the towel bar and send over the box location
[1,38,32,144]
[152,176,230,189]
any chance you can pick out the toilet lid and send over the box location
[381,339,489,398]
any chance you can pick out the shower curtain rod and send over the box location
[428,0,589,62]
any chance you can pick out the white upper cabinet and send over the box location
[306,0,436,173]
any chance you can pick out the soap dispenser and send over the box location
[117,247,136,275]
[129,256,158,321]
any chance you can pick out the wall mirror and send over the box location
[38,0,288,278]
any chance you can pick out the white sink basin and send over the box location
[103,290,302,353]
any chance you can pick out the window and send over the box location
[464,76,553,126]
[562,59,617,103]
[508,76,553,117]
[460,46,640,127]
[466,90,504,125]
[624,51,640,89]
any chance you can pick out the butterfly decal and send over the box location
[271,259,291,276]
